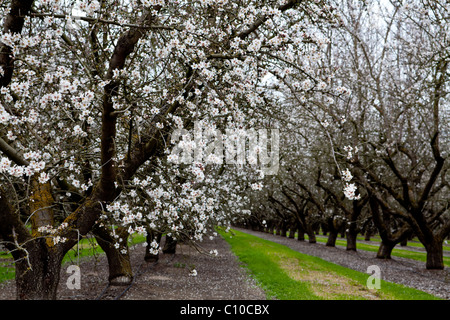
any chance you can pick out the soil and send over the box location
[0,233,266,300]
[0,228,449,300]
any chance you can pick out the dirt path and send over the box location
[0,235,266,300]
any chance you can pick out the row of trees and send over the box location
[241,0,449,270]
[0,0,447,301]
[0,0,340,299]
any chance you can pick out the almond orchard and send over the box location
[0,0,448,300]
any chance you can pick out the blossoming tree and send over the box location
[310,0,450,267]
[0,0,339,299]
[244,0,449,269]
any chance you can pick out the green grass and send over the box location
[353,234,450,251]
[0,234,146,284]
[219,228,442,300]
[0,251,15,283]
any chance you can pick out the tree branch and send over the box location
[237,0,302,40]
[417,132,445,210]
[0,137,29,166]
[98,6,161,199]
[0,0,35,87]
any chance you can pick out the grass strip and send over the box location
[353,235,450,251]
[220,228,441,300]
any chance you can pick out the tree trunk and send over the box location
[280,224,287,237]
[297,223,305,241]
[369,197,406,259]
[425,241,444,270]
[162,235,177,254]
[307,230,316,243]
[377,240,395,259]
[322,223,329,236]
[93,226,133,286]
[346,230,357,251]
[13,239,62,300]
[145,230,162,262]
[288,227,296,239]
[326,230,338,247]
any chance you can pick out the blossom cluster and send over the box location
[37,222,69,245]
[0,156,47,180]
[343,145,358,160]
[343,182,361,201]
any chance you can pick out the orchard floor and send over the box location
[0,228,449,300]
[238,227,450,300]
[0,233,266,300]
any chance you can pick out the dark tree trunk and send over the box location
[297,222,305,241]
[425,240,444,270]
[94,226,133,285]
[400,238,408,246]
[145,230,162,262]
[162,235,177,254]
[297,216,316,243]
[322,223,329,236]
[288,227,296,239]
[346,200,365,251]
[0,0,35,87]
[369,196,411,260]
[346,230,357,251]
[377,240,395,259]
[407,208,444,269]
[307,230,316,243]
[326,230,338,247]
[1,187,64,300]
[280,223,287,237]
[325,215,339,247]
[13,240,63,300]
